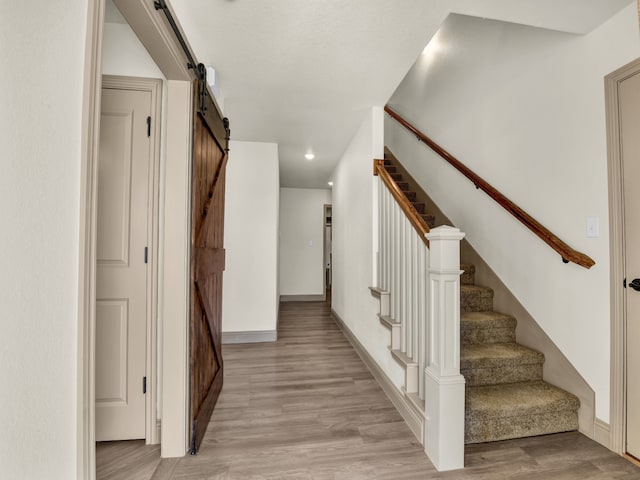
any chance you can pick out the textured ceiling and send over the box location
[169,0,632,188]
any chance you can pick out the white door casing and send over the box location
[620,69,640,459]
[606,57,640,456]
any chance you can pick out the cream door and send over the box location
[95,86,151,441]
[621,69,640,459]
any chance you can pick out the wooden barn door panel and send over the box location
[190,78,229,454]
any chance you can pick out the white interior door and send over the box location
[621,68,640,459]
[95,85,151,441]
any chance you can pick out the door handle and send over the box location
[630,279,640,291]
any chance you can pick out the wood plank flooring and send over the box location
[98,300,640,479]
[96,439,160,480]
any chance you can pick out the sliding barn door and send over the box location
[189,76,230,454]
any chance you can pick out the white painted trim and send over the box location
[78,1,105,478]
[112,0,194,82]
[222,331,278,344]
[331,308,423,443]
[605,56,640,456]
[595,418,612,450]
[280,294,326,302]
[102,75,163,446]
[160,80,193,458]
[156,419,162,444]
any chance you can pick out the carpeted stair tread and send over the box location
[461,343,544,386]
[461,311,517,344]
[465,381,579,443]
[396,181,409,191]
[460,284,494,313]
[461,343,544,367]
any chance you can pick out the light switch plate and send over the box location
[586,217,599,238]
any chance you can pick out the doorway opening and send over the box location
[324,204,332,303]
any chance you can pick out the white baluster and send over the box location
[379,180,385,290]
[411,232,424,364]
[385,188,390,291]
[418,242,427,400]
[399,211,406,353]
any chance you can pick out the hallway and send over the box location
[99,300,640,479]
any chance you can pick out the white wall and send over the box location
[0,2,89,478]
[223,141,280,333]
[331,107,405,387]
[279,188,331,296]
[386,5,640,423]
[103,22,165,78]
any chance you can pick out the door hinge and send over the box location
[143,376,147,394]
[147,116,151,138]
[624,278,627,288]
[144,246,148,264]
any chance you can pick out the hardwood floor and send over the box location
[96,439,160,480]
[99,300,640,479]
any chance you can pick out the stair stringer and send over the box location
[368,287,427,445]
[348,287,426,445]
[385,147,596,439]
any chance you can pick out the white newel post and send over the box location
[424,225,465,471]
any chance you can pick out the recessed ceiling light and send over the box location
[328,181,333,187]
[305,153,315,160]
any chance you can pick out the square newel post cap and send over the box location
[426,225,465,271]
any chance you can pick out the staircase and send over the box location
[379,154,580,445]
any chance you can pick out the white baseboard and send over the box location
[594,418,611,450]
[222,330,277,344]
[280,294,325,302]
[154,419,161,445]
[331,308,423,443]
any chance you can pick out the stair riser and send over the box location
[422,215,436,228]
[465,409,578,444]
[461,327,515,345]
[461,364,542,387]
[461,291,493,313]
[412,203,425,214]
[460,271,475,285]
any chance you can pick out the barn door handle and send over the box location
[630,279,640,291]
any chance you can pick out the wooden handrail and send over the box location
[374,159,430,248]
[384,105,595,269]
